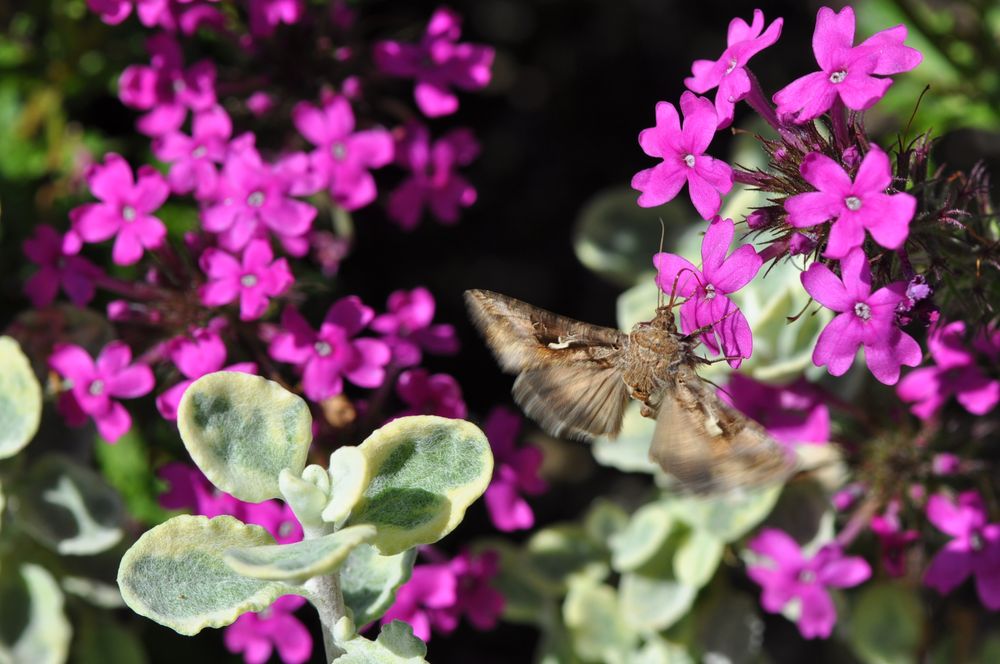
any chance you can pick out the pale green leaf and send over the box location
[609,502,676,572]
[631,636,695,664]
[346,416,492,555]
[673,528,724,589]
[177,372,312,502]
[117,515,302,635]
[278,465,330,529]
[0,336,42,459]
[341,544,416,626]
[667,484,782,543]
[332,618,428,663]
[0,564,71,664]
[17,455,124,555]
[563,578,637,664]
[847,584,923,664]
[526,525,608,593]
[223,524,376,583]
[583,498,629,550]
[323,446,368,525]
[618,572,696,633]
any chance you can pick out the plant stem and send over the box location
[305,570,348,661]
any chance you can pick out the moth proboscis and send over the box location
[464,288,794,494]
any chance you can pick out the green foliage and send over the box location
[0,564,71,664]
[847,584,924,664]
[0,336,42,459]
[332,619,428,663]
[340,545,417,626]
[223,524,376,583]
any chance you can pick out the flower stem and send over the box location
[830,98,849,152]
[835,495,881,549]
[305,570,348,661]
[744,69,781,131]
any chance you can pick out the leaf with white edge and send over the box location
[278,465,330,528]
[346,416,492,555]
[17,455,124,555]
[0,336,42,459]
[0,564,71,664]
[609,502,676,572]
[526,525,608,594]
[847,584,923,664]
[618,572,696,633]
[223,524,376,582]
[632,636,695,664]
[340,544,416,626]
[562,578,637,663]
[178,372,312,502]
[667,484,782,543]
[61,576,125,609]
[698,593,764,664]
[323,446,368,525]
[673,528,724,589]
[332,617,428,663]
[583,499,629,552]
[475,539,550,624]
[117,515,302,635]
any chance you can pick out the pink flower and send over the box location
[69,153,169,265]
[246,0,304,38]
[747,528,870,639]
[118,34,217,136]
[23,225,103,308]
[897,320,1000,419]
[869,499,918,578]
[387,122,479,230]
[159,462,242,517]
[684,9,783,128]
[800,248,921,384]
[373,7,494,117]
[201,138,317,253]
[653,217,761,366]
[242,499,304,545]
[199,240,294,321]
[87,0,168,27]
[153,105,232,199]
[720,374,830,445]
[382,549,503,640]
[482,407,546,532]
[292,95,394,210]
[269,298,391,402]
[396,369,466,419]
[784,146,916,258]
[49,341,155,442]
[156,328,257,420]
[924,491,1000,610]
[773,6,922,122]
[225,595,311,664]
[370,287,459,367]
[632,92,733,219]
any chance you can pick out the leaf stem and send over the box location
[305,570,348,661]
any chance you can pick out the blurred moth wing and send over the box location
[464,288,792,492]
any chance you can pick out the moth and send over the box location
[464,289,793,493]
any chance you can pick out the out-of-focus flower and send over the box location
[721,374,830,445]
[225,595,311,664]
[292,95,394,210]
[387,122,479,230]
[69,153,169,266]
[897,320,1000,419]
[23,225,103,308]
[269,298,391,402]
[869,499,918,577]
[246,0,304,38]
[747,528,871,638]
[773,5,921,122]
[482,407,546,532]
[632,92,733,219]
[784,146,916,258]
[924,491,1000,610]
[153,105,232,200]
[198,239,294,321]
[684,9,783,128]
[371,287,459,367]
[396,369,466,419]
[373,7,494,117]
[49,341,155,442]
[158,462,242,517]
[801,247,921,384]
[653,217,761,366]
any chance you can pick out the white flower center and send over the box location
[854,302,872,320]
[703,283,717,300]
[191,145,207,159]
[829,70,847,84]
[331,142,347,161]
[88,379,105,396]
[683,153,696,168]
[172,79,186,94]
[314,341,332,357]
[122,205,137,222]
[844,195,862,211]
[240,274,258,287]
[725,58,739,74]
[247,191,266,208]
[970,531,984,552]
[278,521,295,538]
[798,569,816,584]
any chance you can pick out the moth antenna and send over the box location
[698,375,734,402]
[666,266,706,311]
[657,218,666,309]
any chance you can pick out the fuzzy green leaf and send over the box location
[117,515,302,635]
[609,502,676,572]
[673,528,724,589]
[322,446,369,525]
[0,564,71,664]
[667,484,782,543]
[177,372,312,502]
[341,544,416,626]
[333,618,428,663]
[223,524,376,582]
[346,416,492,555]
[0,336,42,459]
[563,578,637,663]
[618,572,696,633]
[848,584,923,664]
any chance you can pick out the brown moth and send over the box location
[464,288,793,493]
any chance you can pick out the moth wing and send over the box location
[649,371,793,493]
[464,289,627,372]
[513,362,631,441]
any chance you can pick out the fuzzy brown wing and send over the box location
[513,362,631,440]
[649,368,793,493]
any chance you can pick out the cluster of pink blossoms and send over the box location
[637,6,1000,639]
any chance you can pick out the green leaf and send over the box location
[346,416,492,555]
[0,336,42,459]
[322,446,369,525]
[697,593,764,664]
[583,498,629,550]
[17,455,124,555]
[562,578,637,663]
[0,564,71,664]
[94,428,171,524]
[847,584,923,664]
[618,572,696,633]
[177,372,312,502]
[341,544,416,626]
[223,524,376,582]
[117,515,302,635]
[71,612,148,664]
[332,618,428,663]
[609,502,676,572]
[666,484,782,543]
[278,465,330,529]
[525,525,608,593]
[673,528,723,589]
